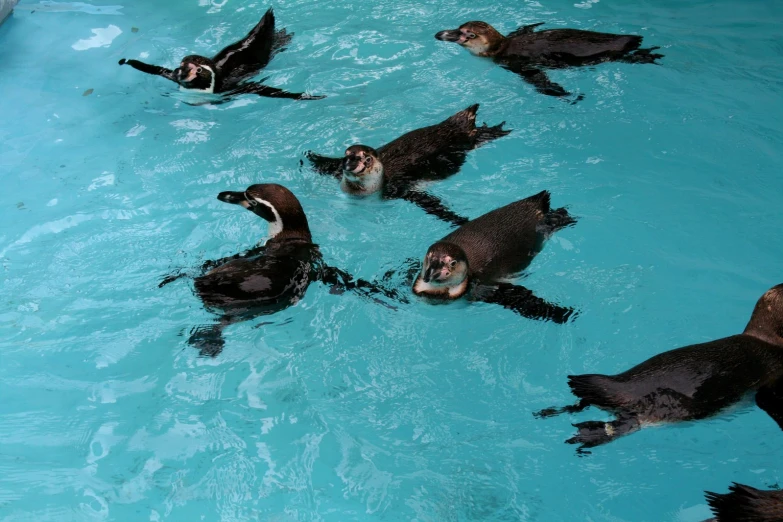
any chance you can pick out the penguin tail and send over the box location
[705,483,783,521]
[187,323,226,357]
[542,206,578,234]
[567,374,621,410]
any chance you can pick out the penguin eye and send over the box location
[467,32,477,39]
[196,67,203,73]
[364,156,372,165]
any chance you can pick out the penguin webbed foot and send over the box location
[566,417,640,453]
[472,282,577,323]
[159,270,188,288]
[188,324,227,357]
[475,121,512,146]
[534,399,590,418]
[620,47,664,64]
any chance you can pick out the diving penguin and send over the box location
[412,190,577,322]
[305,104,510,226]
[535,284,783,454]
[435,21,663,99]
[119,8,323,102]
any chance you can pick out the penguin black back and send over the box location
[442,190,575,281]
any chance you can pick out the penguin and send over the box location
[412,190,577,322]
[704,483,783,522]
[435,21,663,99]
[305,104,510,226]
[160,184,398,356]
[535,284,783,454]
[118,8,323,102]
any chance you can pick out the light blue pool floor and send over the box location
[1,0,783,520]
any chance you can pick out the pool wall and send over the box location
[0,0,17,26]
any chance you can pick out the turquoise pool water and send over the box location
[2,0,782,520]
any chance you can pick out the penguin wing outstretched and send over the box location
[212,8,278,87]
[506,22,545,38]
[318,265,407,308]
[756,378,783,431]
[383,182,468,227]
[118,59,176,83]
[224,82,324,100]
[470,282,577,323]
[304,152,344,178]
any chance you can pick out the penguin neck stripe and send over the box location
[246,192,284,239]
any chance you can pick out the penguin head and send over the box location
[744,283,783,346]
[342,145,382,177]
[174,55,217,92]
[340,145,385,194]
[435,21,504,56]
[421,241,469,287]
[217,184,312,242]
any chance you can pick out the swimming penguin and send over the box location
[535,283,783,453]
[412,190,577,322]
[160,184,398,356]
[119,8,323,102]
[704,482,783,521]
[435,21,663,98]
[305,104,510,226]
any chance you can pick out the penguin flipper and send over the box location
[507,22,546,38]
[319,266,408,308]
[396,190,469,227]
[756,380,783,431]
[200,245,267,274]
[119,59,176,82]
[500,62,575,99]
[225,82,325,100]
[304,151,343,179]
[472,282,577,323]
[213,7,276,83]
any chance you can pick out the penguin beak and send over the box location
[435,29,462,42]
[342,156,365,175]
[422,266,436,284]
[217,191,250,208]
